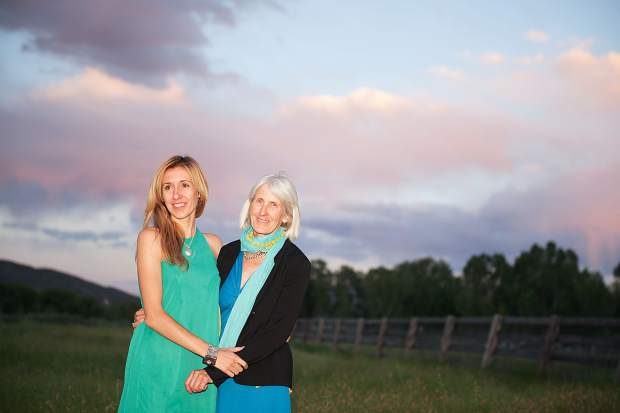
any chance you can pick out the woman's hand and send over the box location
[132,308,145,329]
[185,369,212,394]
[215,347,248,377]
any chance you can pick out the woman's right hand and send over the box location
[214,347,248,377]
[132,308,145,329]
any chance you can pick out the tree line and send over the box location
[300,241,620,318]
[0,284,139,320]
[2,241,619,320]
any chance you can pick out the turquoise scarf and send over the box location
[219,226,286,347]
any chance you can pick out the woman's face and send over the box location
[250,184,288,236]
[161,166,199,221]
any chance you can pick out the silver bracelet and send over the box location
[202,344,219,366]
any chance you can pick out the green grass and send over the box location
[1,320,618,412]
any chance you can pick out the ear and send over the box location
[282,213,292,226]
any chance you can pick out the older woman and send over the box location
[118,155,247,413]
[185,173,310,413]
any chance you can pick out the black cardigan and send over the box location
[205,239,310,387]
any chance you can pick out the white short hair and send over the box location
[239,173,301,240]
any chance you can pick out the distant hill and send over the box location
[0,259,137,305]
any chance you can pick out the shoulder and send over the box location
[216,240,241,266]
[221,239,241,255]
[137,227,160,245]
[202,232,223,257]
[136,227,162,257]
[282,240,311,275]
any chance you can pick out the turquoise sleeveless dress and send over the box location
[118,232,220,413]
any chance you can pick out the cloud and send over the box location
[479,52,504,64]
[298,161,620,275]
[289,87,413,115]
[525,30,549,44]
[1,54,619,288]
[0,199,135,256]
[0,0,276,84]
[487,47,620,117]
[428,66,465,80]
[35,68,185,104]
[555,47,620,110]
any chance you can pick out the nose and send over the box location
[172,186,180,199]
[259,203,268,215]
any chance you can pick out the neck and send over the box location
[173,216,196,238]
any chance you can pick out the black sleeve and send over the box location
[205,253,311,386]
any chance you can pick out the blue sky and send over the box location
[0,0,618,293]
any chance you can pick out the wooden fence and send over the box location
[292,316,620,381]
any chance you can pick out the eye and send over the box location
[163,184,171,191]
[270,201,278,207]
[183,182,191,188]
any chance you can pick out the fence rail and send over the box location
[292,315,620,381]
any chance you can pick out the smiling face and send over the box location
[161,166,199,221]
[249,184,289,236]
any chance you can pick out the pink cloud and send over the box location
[518,162,620,272]
[36,68,185,104]
[1,65,619,275]
[555,48,620,110]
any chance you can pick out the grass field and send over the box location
[1,319,618,412]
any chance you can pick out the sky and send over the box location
[1,0,619,294]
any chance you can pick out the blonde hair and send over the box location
[143,155,208,268]
[239,173,301,240]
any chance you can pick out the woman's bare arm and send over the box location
[136,228,247,376]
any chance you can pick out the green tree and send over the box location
[363,266,398,317]
[330,266,365,317]
[364,258,458,317]
[509,242,613,316]
[0,284,41,314]
[301,260,333,317]
[456,253,511,315]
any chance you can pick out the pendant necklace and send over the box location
[184,226,197,257]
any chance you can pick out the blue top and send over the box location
[219,252,244,332]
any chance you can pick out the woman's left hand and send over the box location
[185,369,212,394]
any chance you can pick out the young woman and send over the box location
[118,155,247,413]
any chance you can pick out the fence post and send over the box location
[377,317,389,357]
[539,315,560,376]
[332,318,342,351]
[440,315,455,361]
[354,318,365,353]
[481,314,503,368]
[404,317,418,354]
[316,318,325,343]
